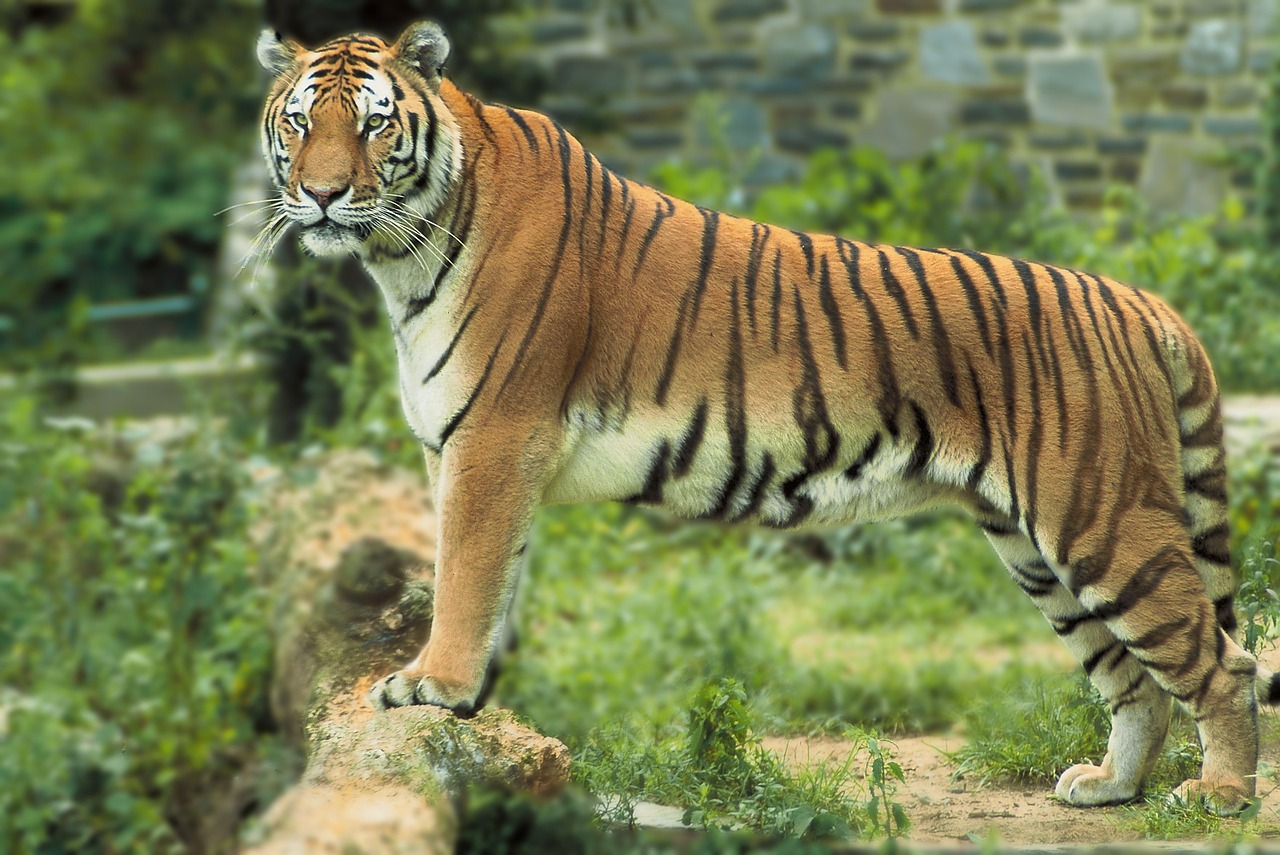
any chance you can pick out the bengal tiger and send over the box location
[255,21,1276,814]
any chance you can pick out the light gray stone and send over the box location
[860,85,961,160]
[799,0,870,17]
[921,20,990,86]
[1139,138,1230,218]
[1181,19,1243,75]
[1062,2,1142,43]
[762,22,838,77]
[1249,0,1279,37]
[1027,53,1114,131]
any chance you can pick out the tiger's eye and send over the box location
[365,114,386,132]
[288,112,308,129]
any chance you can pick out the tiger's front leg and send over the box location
[368,440,541,715]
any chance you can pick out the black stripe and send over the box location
[1127,615,1192,651]
[613,179,637,276]
[904,400,932,478]
[1214,595,1238,635]
[504,106,539,154]
[897,247,958,406]
[816,255,847,369]
[423,304,479,383]
[744,224,769,334]
[439,337,505,447]
[656,208,719,406]
[793,230,815,277]
[844,433,882,480]
[836,239,900,436]
[1051,611,1097,636]
[1088,545,1183,621]
[731,452,775,523]
[1191,522,1230,564]
[672,398,709,478]
[597,160,614,255]
[770,247,783,353]
[631,194,677,278]
[625,441,672,505]
[966,364,992,491]
[947,253,993,357]
[1083,641,1123,676]
[466,93,499,143]
[703,275,749,520]
[1184,470,1227,504]
[875,248,919,338]
[1020,332,1043,549]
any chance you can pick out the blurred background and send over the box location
[3,0,1280,851]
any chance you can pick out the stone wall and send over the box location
[504,0,1278,215]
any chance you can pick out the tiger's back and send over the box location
[256,21,1268,816]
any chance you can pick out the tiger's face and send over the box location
[256,23,455,257]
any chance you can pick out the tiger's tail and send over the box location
[1167,316,1280,705]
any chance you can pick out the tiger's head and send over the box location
[256,22,459,257]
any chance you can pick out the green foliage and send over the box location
[948,675,1110,785]
[575,677,901,842]
[0,1,262,373]
[0,400,285,853]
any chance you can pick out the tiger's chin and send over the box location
[299,220,364,256]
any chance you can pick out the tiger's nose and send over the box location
[302,184,348,209]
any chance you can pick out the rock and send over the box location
[861,85,962,160]
[1182,19,1244,75]
[921,20,990,86]
[1027,53,1114,131]
[1062,2,1142,43]
[1138,138,1230,218]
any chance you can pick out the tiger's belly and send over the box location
[543,407,959,529]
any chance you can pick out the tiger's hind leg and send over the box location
[982,523,1171,806]
[1063,522,1258,815]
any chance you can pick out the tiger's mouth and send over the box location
[298,217,364,255]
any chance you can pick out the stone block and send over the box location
[1138,137,1229,217]
[1122,113,1193,133]
[1160,83,1209,109]
[960,0,1023,10]
[713,0,787,22]
[1110,158,1141,183]
[960,96,1031,124]
[861,84,961,159]
[744,153,804,186]
[639,66,703,94]
[553,56,628,99]
[1182,20,1243,75]
[738,77,811,95]
[800,0,871,18]
[1250,49,1275,73]
[1250,0,1280,37]
[982,28,1011,47]
[994,56,1027,77]
[692,51,760,73]
[553,0,595,11]
[776,125,852,153]
[1053,160,1103,182]
[847,20,903,39]
[762,22,838,77]
[831,100,864,119]
[921,20,990,86]
[1029,132,1087,150]
[1062,2,1142,44]
[850,49,911,71]
[1096,136,1148,155]
[1028,53,1114,131]
[875,0,941,13]
[1204,116,1264,136]
[1020,26,1064,47]
[1186,0,1240,16]
[1220,83,1259,108]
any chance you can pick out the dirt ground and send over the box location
[763,730,1280,847]
[265,412,1280,847]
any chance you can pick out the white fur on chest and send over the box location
[365,252,472,449]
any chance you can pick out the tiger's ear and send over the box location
[393,21,450,88]
[257,29,300,75]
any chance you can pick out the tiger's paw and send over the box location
[367,668,477,717]
[1173,778,1253,816]
[1054,763,1140,807]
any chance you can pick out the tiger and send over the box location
[255,20,1277,814]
